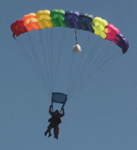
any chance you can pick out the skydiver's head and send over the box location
[55,110,59,114]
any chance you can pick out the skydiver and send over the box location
[44,105,65,139]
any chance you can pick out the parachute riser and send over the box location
[60,102,66,113]
[73,29,82,53]
[51,98,54,111]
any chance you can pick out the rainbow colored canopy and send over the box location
[11,8,129,54]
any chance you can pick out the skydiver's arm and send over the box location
[60,108,65,117]
[49,105,53,115]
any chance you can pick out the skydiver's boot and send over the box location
[54,135,58,139]
[44,129,50,136]
[44,131,48,136]
[48,132,52,137]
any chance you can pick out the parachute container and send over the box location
[73,44,82,53]
[52,92,67,104]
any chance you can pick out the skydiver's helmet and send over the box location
[55,110,59,114]
[73,44,82,53]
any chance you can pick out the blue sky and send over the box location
[0,0,137,150]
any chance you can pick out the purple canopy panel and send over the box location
[65,10,81,29]
[113,33,129,54]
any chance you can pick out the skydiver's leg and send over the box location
[54,125,59,139]
[44,123,53,137]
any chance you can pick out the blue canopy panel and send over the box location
[65,10,81,29]
[79,13,94,33]
[52,92,67,104]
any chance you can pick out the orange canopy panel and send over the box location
[22,13,41,31]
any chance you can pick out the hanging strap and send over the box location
[75,29,78,44]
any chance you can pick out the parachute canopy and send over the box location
[10,8,129,54]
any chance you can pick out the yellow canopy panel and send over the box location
[36,9,53,28]
[92,17,108,38]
